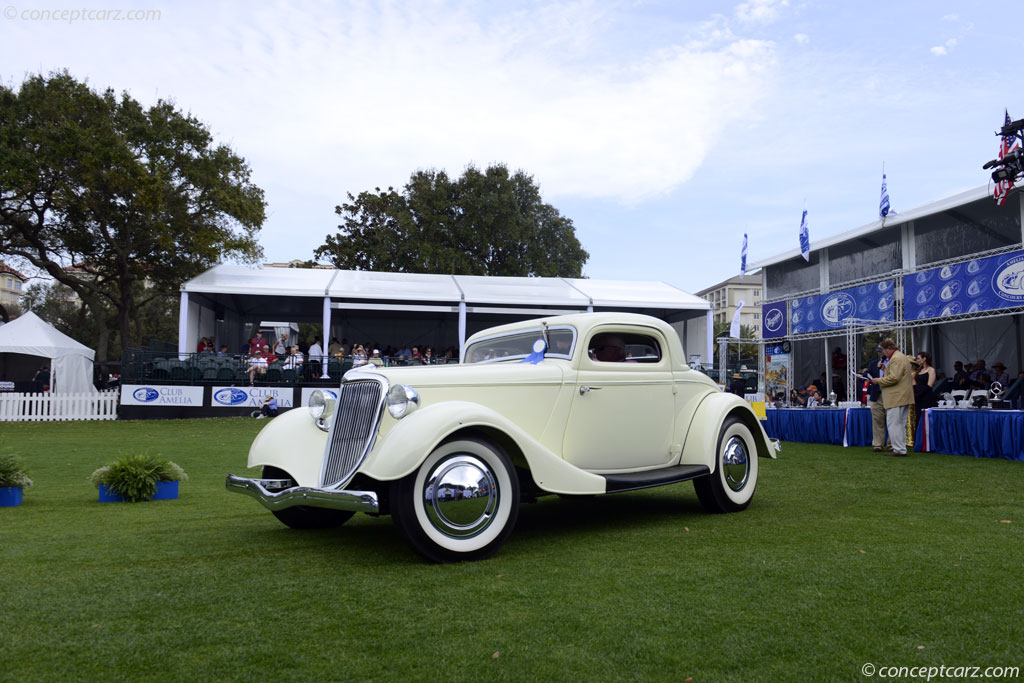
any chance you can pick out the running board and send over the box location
[601,464,711,493]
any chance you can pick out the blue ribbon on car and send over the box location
[520,338,547,364]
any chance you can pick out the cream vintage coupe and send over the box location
[227,313,779,562]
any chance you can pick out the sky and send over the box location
[3,0,1020,294]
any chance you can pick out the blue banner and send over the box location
[904,249,1024,320]
[791,281,895,334]
[761,301,787,339]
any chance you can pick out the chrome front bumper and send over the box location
[225,475,380,514]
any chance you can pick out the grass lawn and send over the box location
[1,418,1023,681]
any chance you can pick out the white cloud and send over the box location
[942,13,959,21]
[930,46,947,56]
[794,33,809,44]
[735,0,789,24]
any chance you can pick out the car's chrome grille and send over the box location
[321,379,385,487]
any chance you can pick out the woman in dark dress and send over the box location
[914,351,937,430]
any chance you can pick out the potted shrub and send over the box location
[89,454,188,503]
[0,453,33,507]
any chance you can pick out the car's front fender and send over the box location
[361,401,607,495]
[247,408,327,487]
[678,392,778,470]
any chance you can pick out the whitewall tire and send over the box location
[694,416,759,513]
[391,437,519,563]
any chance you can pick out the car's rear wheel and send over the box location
[391,437,519,563]
[694,416,758,513]
[262,466,354,529]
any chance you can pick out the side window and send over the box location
[588,332,662,364]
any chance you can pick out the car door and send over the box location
[561,326,676,471]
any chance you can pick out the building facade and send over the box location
[696,274,763,334]
[0,262,27,320]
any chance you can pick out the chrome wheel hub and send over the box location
[423,455,499,538]
[722,436,750,492]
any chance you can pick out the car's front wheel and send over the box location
[262,466,354,529]
[694,416,759,513]
[391,437,520,563]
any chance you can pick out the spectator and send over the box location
[969,359,988,385]
[914,351,937,428]
[273,333,289,359]
[308,337,324,375]
[991,361,1010,387]
[248,349,268,385]
[368,349,384,367]
[352,344,368,367]
[806,388,821,407]
[411,346,422,362]
[284,345,304,369]
[865,346,887,452]
[253,393,278,419]
[396,344,411,359]
[217,344,230,357]
[249,331,268,356]
[328,337,342,357]
[423,347,435,364]
[951,361,969,391]
[728,373,746,396]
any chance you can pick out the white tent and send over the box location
[0,311,97,393]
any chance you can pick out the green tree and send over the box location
[0,71,266,360]
[315,164,588,277]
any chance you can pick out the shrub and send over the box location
[0,453,33,488]
[89,454,188,503]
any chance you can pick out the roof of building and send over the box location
[695,273,763,297]
[0,262,27,280]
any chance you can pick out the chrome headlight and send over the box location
[308,390,336,431]
[386,384,419,419]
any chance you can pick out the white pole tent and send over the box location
[0,311,98,393]
[179,265,713,366]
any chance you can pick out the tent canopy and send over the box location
[0,311,97,393]
[180,265,713,363]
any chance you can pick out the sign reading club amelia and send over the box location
[210,386,293,409]
[904,248,1024,320]
[761,301,787,339]
[121,384,204,406]
[790,281,895,334]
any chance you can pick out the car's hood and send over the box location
[348,360,567,388]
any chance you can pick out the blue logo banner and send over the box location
[761,301,787,339]
[904,249,1024,320]
[791,281,895,334]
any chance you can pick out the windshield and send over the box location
[464,327,576,364]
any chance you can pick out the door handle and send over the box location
[579,385,603,396]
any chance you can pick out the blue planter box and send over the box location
[98,480,179,503]
[0,486,24,507]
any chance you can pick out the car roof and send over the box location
[465,312,677,344]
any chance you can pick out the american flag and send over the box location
[994,109,1021,206]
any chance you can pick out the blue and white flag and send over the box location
[798,208,810,261]
[879,173,891,219]
[740,233,748,276]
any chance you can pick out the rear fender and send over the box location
[361,401,607,495]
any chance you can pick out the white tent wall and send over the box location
[199,306,216,346]
[52,353,97,393]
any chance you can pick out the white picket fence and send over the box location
[0,391,119,422]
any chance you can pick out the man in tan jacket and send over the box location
[871,338,914,456]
